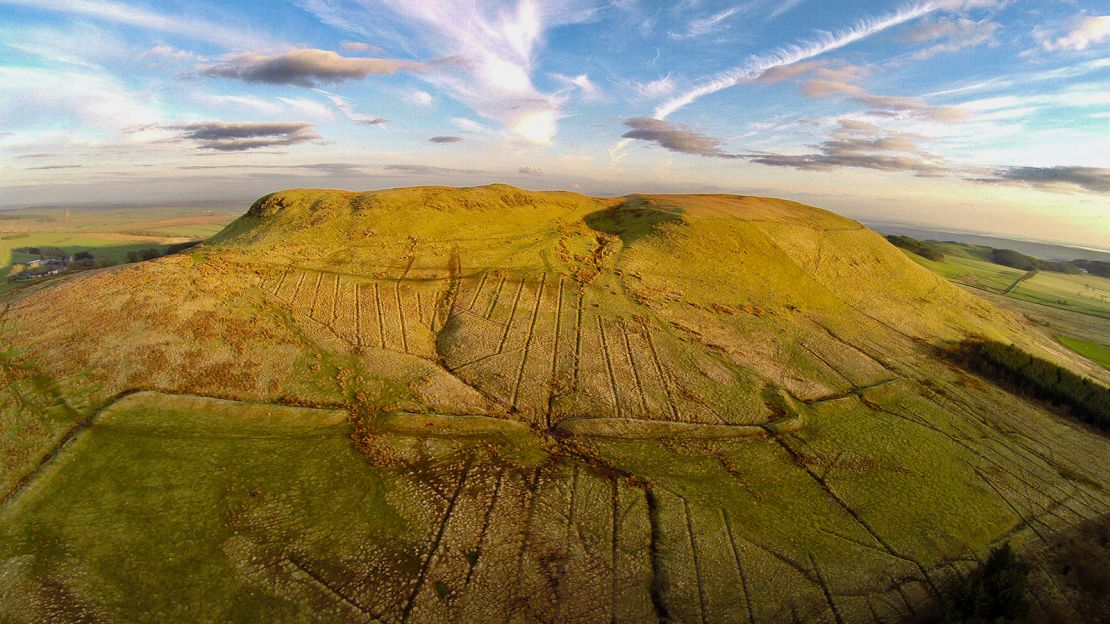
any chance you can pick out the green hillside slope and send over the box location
[1,186,1107,622]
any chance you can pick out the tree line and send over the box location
[946,340,1110,432]
[989,248,1079,274]
[886,235,945,261]
[916,543,1030,623]
[885,234,1110,277]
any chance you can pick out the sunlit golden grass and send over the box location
[1,185,1107,622]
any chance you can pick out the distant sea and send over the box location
[863,221,1110,263]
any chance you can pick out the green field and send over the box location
[1013,271,1110,319]
[898,241,1110,377]
[1058,336,1110,370]
[899,241,1110,319]
[902,242,1030,294]
[0,393,385,621]
[0,203,241,292]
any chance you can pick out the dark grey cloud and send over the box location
[166,121,320,151]
[517,166,543,175]
[200,49,424,87]
[972,166,1110,194]
[178,162,370,175]
[750,152,947,176]
[428,135,463,143]
[26,164,83,170]
[803,79,967,122]
[748,132,948,176]
[15,153,53,159]
[351,115,387,126]
[622,117,740,159]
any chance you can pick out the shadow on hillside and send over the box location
[583,196,684,245]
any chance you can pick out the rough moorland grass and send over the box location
[1,186,1108,622]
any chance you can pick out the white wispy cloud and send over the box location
[196,94,334,120]
[552,73,601,101]
[654,3,937,119]
[314,89,387,125]
[406,90,434,106]
[900,16,999,60]
[0,21,128,69]
[669,4,749,40]
[295,0,600,144]
[631,74,675,98]
[767,0,805,21]
[0,0,266,50]
[451,117,490,133]
[0,66,164,138]
[1035,15,1110,52]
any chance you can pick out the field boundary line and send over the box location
[309,272,323,318]
[1003,269,1037,295]
[510,273,546,410]
[400,456,473,623]
[485,275,507,319]
[505,468,544,623]
[551,464,578,623]
[722,509,756,624]
[810,554,845,624]
[468,272,489,312]
[572,293,583,393]
[974,466,1048,542]
[800,342,854,387]
[597,317,622,417]
[465,466,504,589]
[546,274,565,428]
[644,324,680,420]
[878,396,1101,520]
[622,324,650,414]
[332,274,340,323]
[355,283,363,347]
[395,282,409,353]
[286,555,382,622]
[290,272,306,301]
[767,430,939,595]
[374,283,386,350]
[497,279,526,354]
[680,495,709,624]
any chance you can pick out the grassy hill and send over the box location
[1,186,1108,622]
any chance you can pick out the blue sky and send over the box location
[0,0,1107,248]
